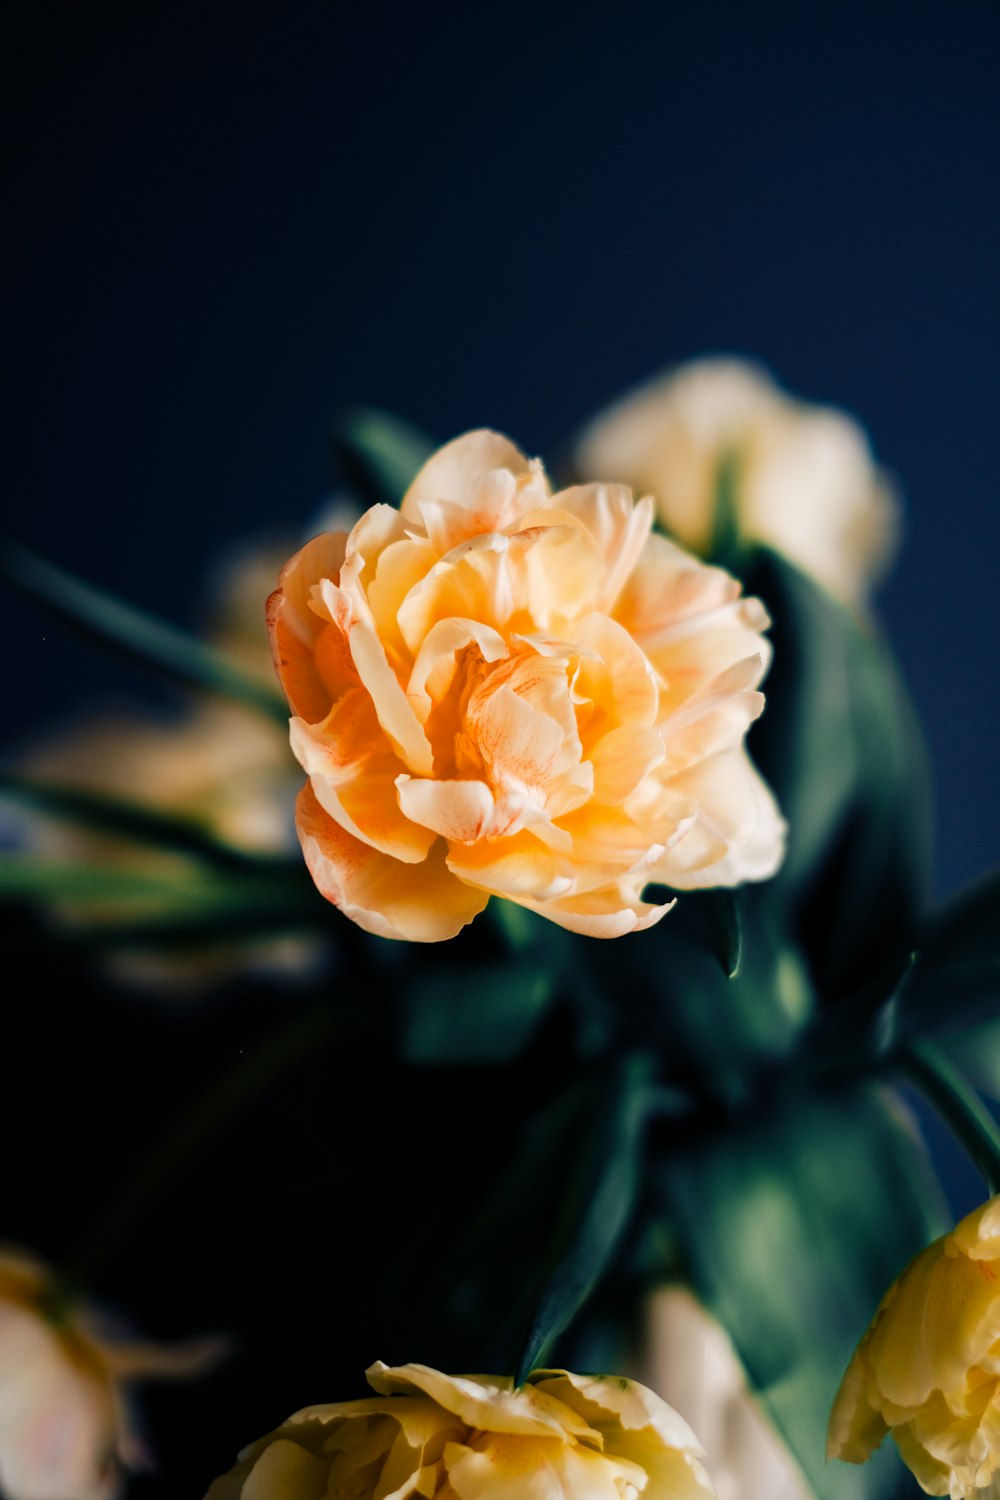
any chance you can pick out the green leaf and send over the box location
[892,870,1000,1039]
[514,1052,654,1381]
[0,852,324,944]
[654,1079,948,1499]
[404,1054,658,1379]
[0,854,222,904]
[398,961,554,1065]
[708,448,744,567]
[746,547,931,1000]
[0,771,296,872]
[332,405,436,507]
[704,889,744,979]
[604,889,814,1108]
[1,546,288,725]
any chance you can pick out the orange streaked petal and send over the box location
[296,784,488,941]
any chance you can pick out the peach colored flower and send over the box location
[206,1359,719,1500]
[268,430,784,942]
[828,1195,1000,1498]
[0,1248,218,1500]
[575,357,898,609]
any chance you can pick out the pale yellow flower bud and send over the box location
[206,1360,719,1499]
[575,357,898,610]
[827,1195,1000,1497]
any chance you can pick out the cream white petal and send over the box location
[396,776,497,844]
[401,431,534,521]
[548,484,655,613]
[506,881,675,939]
[657,753,786,887]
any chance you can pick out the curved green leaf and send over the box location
[332,405,436,507]
[2,546,288,724]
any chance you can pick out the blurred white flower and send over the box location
[0,1248,219,1500]
[627,1286,814,1500]
[575,356,899,609]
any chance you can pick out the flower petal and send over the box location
[267,531,350,720]
[364,1364,597,1442]
[296,785,488,941]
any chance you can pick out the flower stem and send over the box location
[901,1039,1000,1196]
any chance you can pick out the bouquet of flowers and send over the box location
[2,356,997,1500]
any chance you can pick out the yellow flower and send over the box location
[0,1248,217,1500]
[575,357,898,609]
[268,430,784,941]
[827,1195,1000,1497]
[206,1359,719,1499]
[630,1287,812,1500]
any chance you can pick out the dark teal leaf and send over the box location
[892,870,1000,1039]
[746,547,931,1000]
[938,1016,1000,1103]
[606,889,814,1108]
[514,1052,655,1381]
[705,889,744,979]
[403,1054,658,1379]
[398,962,554,1065]
[1,546,288,725]
[655,1080,948,1499]
[708,448,745,568]
[332,405,436,507]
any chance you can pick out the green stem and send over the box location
[901,1039,1000,1196]
[64,1003,339,1292]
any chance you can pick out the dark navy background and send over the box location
[5,0,999,904]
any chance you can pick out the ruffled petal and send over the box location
[442,1433,641,1500]
[289,703,436,863]
[866,1240,1000,1409]
[655,752,786,887]
[544,484,654,614]
[242,1439,329,1500]
[401,430,549,551]
[364,1364,597,1443]
[295,785,488,941]
[267,531,350,720]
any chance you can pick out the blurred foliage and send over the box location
[2,404,999,1500]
